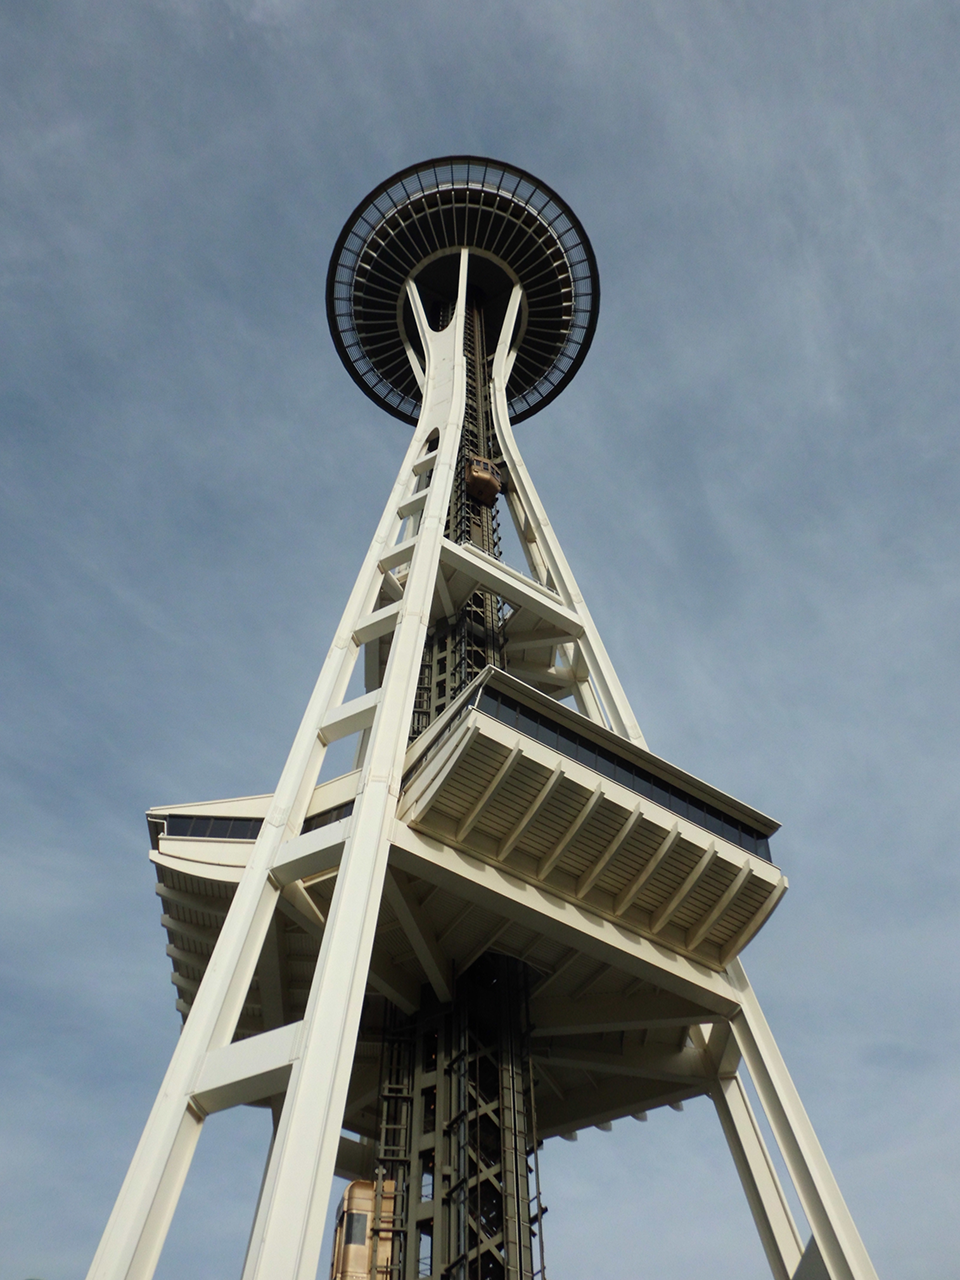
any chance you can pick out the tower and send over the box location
[86,157,879,1280]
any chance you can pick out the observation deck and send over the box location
[148,670,783,1033]
[144,670,784,1140]
[398,671,784,971]
[326,156,600,423]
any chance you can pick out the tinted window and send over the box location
[478,690,500,716]
[616,757,640,788]
[518,709,539,739]
[301,802,355,835]
[344,1212,367,1247]
[651,782,672,810]
[473,681,774,860]
[163,815,263,840]
[500,696,520,728]
[628,772,648,801]
[596,748,617,779]
[702,810,725,838]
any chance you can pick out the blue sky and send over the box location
[2,3,959,1277]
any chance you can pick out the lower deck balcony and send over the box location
[399,670,786,970]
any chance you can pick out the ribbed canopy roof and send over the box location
[326,157,600,423]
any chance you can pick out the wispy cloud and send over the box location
[3,3,958,1277]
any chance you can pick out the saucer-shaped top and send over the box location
[326,157,600,424]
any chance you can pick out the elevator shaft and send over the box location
[365,957,545,1280]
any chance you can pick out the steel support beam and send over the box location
[711,1073,804,1280]
[728,960,879,1280]
[388,822,743,1017]
[86,255,472,1280]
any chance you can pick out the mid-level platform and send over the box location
[147,671,785,1147]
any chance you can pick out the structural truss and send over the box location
[87,158,879,1280]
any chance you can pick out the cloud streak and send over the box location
[3,3,958,1277]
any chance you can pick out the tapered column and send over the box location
[85,854,282,1278]
[85,258,470,1280]
[728,961,879,1280]
[712,1073,804,1280]
[488,287,646,748]
[240,252,472,1280]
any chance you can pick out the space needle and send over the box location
[87,158,878,1280]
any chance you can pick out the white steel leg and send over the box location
[86,260,469,1280]
[240,254,472,1280]
[728,961,879,1280]
[121,1107,204,1280]
[711,1074,804,1280]
[488,288,647,748]
[86,863,283,1279]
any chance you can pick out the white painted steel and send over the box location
[728,960,880,1280]
[240,251,472,1280]
[192,1022,302,1115]
[650,842,717,934]
[382,867,453,1003]
[687,862,752,950]
[87,255,470,1280]
[488,287,647,747]
[403,708,782,881]
[90,242,879,1280]
[711,1073,804,1280]
[387,819,743,1017]
[575,801,645,898]
[86,864,281,1279]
